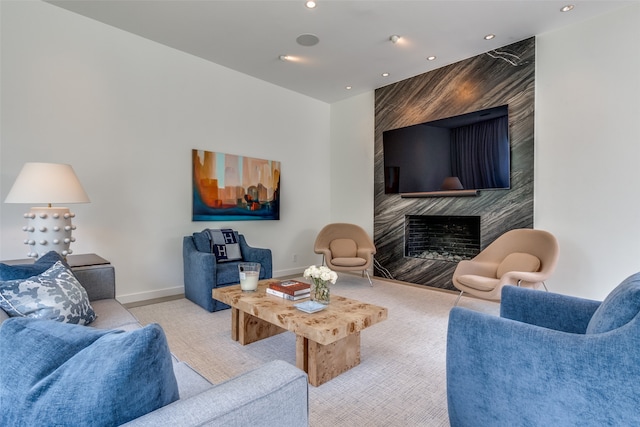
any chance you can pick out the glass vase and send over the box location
[311,279,330,305]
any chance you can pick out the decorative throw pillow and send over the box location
[207,228,243,262]
[586,273,640,334]
[0,318,179,426]
[330,238,358,258]
[0,250,70,280]
[0,260,96,325]
[496,252,541,278]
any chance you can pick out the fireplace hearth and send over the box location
[405,215,480,262]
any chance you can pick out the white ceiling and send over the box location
[48,0,635,104]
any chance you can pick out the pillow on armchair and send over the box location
[329,238,367,267]
[496,252,541,278]
[330,238,358,258]
[193,229,243,262]
[0,318,179,426]
[458,253,542,292]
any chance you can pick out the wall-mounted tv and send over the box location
[383,105,510,195]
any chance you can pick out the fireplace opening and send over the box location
[405,215,480,262]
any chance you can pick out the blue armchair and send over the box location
[183,230,272,312]
[447,272,640,426]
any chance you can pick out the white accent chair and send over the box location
[452,228,559,304]
[313,223,376,286]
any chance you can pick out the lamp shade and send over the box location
[4,162,90,204]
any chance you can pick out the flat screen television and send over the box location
[383,105,510,195]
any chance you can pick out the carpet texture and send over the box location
[130,275,499,426]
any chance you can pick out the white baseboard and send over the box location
[116,286,184,304]
[274,267,306,278]
[114,270,304,304]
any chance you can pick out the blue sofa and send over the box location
[183,230,272,312]
[0,261,308,426]
[446,273,640,426]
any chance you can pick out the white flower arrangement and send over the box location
[303,265,338,284]
[303,265,337,304]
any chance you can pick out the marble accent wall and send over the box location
[374,37,535,291]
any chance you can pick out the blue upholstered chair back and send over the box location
[586,273,640,334]
[447,272,640,426]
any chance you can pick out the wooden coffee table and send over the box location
[213,279,387,386]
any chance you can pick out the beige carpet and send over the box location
[130,275,499,426]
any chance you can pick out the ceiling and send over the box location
[48,0,635,104]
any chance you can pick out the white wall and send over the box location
[535,3,640,300]
[3,2,638,303]
[0,1,330,302]
[329,92,375,237]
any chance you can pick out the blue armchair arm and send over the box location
[446,307,640,426]
[183,237,219,312]
[238,235,272,279]
[500,286,601,333]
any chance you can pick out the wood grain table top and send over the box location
[213,279,388,346]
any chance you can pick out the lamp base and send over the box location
[22,207,77,259]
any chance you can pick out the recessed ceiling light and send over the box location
[345,86,352,90]
[484,34,496,40]
[382,72,390,77]
[427,56,437,61]
[389,35,401,44]
[279,55,291,61]
[561,4,574,12]
[305,1,316,9]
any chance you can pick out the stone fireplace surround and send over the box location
[373,38,535,291]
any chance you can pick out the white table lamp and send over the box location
[4,162,90,259]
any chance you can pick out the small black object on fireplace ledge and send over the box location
[400,190,478,198]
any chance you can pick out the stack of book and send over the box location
[266,280,311,301]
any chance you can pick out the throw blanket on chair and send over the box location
[206,229,243,262]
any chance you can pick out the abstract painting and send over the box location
[192,149,280,221]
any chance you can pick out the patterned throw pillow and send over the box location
[207,228,243,262]
[0,261,96,325]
